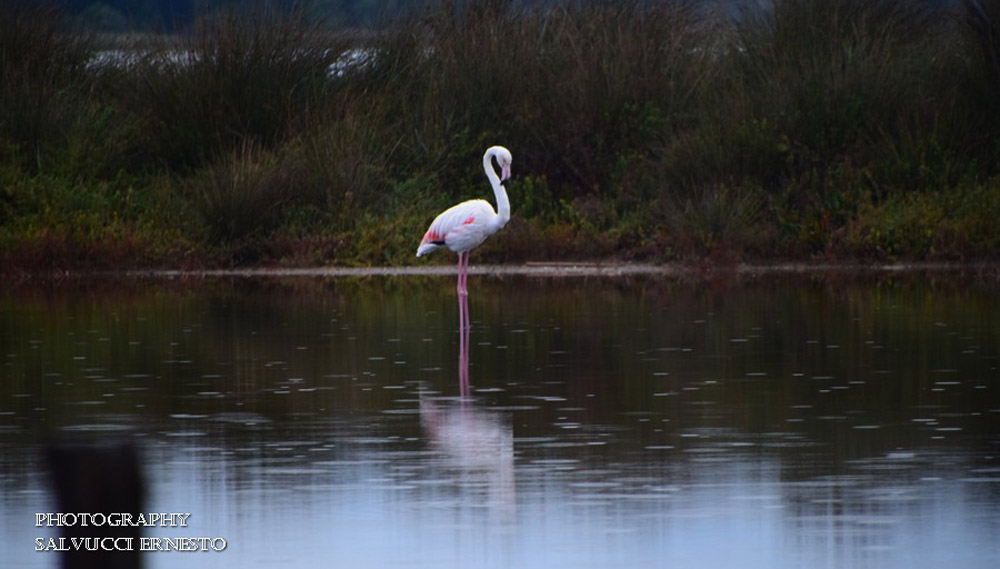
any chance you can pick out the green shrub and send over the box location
[185,141,296,253]
[660,182,770,257]
[292,105,400,224]
[846,177,1000,260]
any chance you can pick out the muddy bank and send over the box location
[126,261,1000,279]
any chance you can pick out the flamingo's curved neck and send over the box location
[484,149,510,228]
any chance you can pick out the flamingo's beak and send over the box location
[501,164,511,183]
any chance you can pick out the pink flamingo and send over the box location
[416,146,513,320]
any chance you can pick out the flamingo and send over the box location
[416,145,512,304]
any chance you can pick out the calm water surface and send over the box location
[1,273,999,568]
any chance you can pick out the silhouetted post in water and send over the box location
[46,439,144,569]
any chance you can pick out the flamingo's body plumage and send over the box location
[416,146,512,305]
[415,198,502,258]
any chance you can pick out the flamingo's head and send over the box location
[492,146,513,183]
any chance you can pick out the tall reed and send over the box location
[959,0,1000,169]
[0,1,93,172]
[353,0,711,223]
[112,5,344,172]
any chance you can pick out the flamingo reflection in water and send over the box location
[420,315,515,520]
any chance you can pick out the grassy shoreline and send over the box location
[3,0,1000,272]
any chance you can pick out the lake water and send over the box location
[2,270,999,568]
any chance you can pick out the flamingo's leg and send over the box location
[456,251,469,298]
[464,251,471,294]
